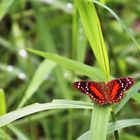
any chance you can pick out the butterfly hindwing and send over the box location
[111,77,135,102]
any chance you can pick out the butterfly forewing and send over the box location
[73,81,107,104]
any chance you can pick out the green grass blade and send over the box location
[0,100,93,127]
[71,3,87,62]
[0,128,12,140]
[71,1,78,60]
[99,0,106,4]
[108,119,140,133]
[91,0,140,51]
[18,59,56,108]
[121,133,140,140]
[77,24,87,63]
[0,0,14,21]
[0,89,6,116]
[89,105,110,140]
[76,1,110,140]
[14,110,63,125]
[114,81,140,114]
[7,125,29,140]
[76,0,110,80]
[78,119,140,140]
[27,48,104,81]
[77,131,88,140]
[52,99,93,106]
[0,37,15,52]
[132,93,140,104]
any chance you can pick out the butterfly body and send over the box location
[73,77,135,105]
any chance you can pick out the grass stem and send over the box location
[111,111,120,140]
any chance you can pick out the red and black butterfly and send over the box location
[73,77,135,105]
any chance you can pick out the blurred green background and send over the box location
[0,0,140,139]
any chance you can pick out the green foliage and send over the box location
[18,59,56,108]
[115,81,140,114]
[27,48,103,80]
[76,0,110,81]
[0,100,93,127]
[0,0,140,139]
[78,119,140,139]
[0,89,6,116]
[76,1,110,140]
[0,0,14,21]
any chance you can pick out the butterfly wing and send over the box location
[73,77,135,105]
[73,81,107,105]
[106,77,135,103]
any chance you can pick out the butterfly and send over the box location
[73,77,135,105]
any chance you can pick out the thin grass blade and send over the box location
[7,125,29,140]
[91,0,140,51]
[77,119,140,140]
[115,81,140,114]
[0,89,6,116]
[27,48,103,81]
[0,100,93,128]
[0,0,14,21]
[76,1,110,140]
[18,59,56,108]
[108,119,140,133]
[89,105,110,140]
[76,0,110,80]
